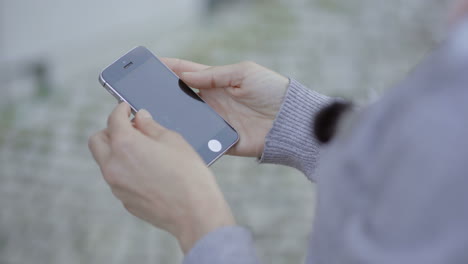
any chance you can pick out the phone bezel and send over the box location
[99,46,239,166]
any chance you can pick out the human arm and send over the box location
[258,78,333,180]
[164,58,334,178]
[307,20,468,262]
[88,104,237,254]
[89,103,262,263]
[329,91,468,263]
[178,78,332,262]
[88,60,334,263]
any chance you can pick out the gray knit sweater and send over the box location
[183,22,468,264]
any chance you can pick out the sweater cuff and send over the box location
[258,78,334,180]
[182,226,260,264]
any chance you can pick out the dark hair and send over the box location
[314,101,353,144]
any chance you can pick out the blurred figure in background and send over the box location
[89,0,468,263]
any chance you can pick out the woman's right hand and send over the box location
[161,58,289,158]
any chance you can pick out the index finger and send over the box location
[107,102,133,137]
[160,58,210,76]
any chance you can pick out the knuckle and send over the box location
[88,132,99,149]
[146,126,167,141]
[142,117,157,128]
[123,203,139,217]
[112,133,133,151]
[102,164,120,187]
[154,125,169,136]
[174,58,183,72]
[122,203,132,212]
[239,60,256,68]
[167,130,183,140]
[106,114,113,127]
[208,65,219,71]
[102,163,122,188]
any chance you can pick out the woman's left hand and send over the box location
[88,102,235,253]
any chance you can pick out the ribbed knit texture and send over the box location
[183,20,468,264]
[182,226,259,264]
[183,79,333,264]
[259,78,333,181]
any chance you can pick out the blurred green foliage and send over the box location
[315,0,352,12]
[182,0,296,64]
[0,107,16,147]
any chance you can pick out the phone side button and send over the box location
[111,92,124,103]
[105,87,123,102]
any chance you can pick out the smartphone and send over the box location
[99,46,239,166]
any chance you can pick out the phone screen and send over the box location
[101,47,238,165]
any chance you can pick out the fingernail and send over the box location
[139,109,152,119]
[181,72,193,77]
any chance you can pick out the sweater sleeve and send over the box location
[182,79,332,264]
[336,94,468,264]
[182,226,260,264]
[258,78,334,180]
[183,80,333,264]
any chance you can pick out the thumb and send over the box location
[134,109,167,139]
[180,62,251,89]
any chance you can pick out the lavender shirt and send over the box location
[183,21,468,264]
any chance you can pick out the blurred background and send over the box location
[0,0,451,263]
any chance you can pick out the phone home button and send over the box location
[208,139,222,153]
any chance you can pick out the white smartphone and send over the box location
[99,46,239,166]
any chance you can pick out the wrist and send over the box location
[174,183,236,254]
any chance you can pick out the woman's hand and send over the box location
[162,58,289,158]
[88,103,235,254]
